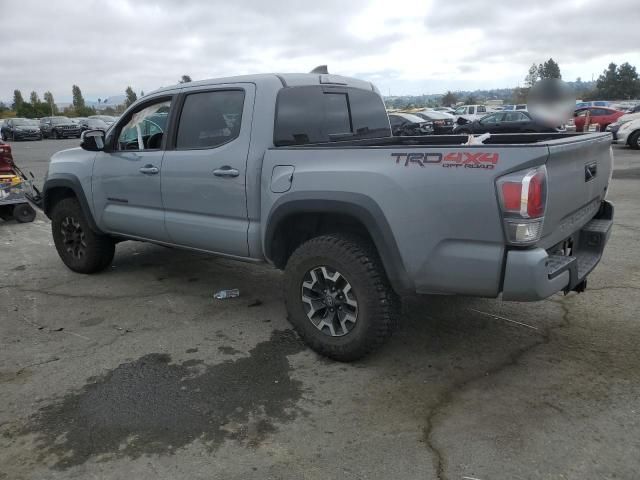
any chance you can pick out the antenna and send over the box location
[310,65,329,74]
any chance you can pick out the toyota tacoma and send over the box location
[35,70,614,360]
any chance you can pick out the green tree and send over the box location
[140,90,144,97]
[125,86,137,107]
[43,91,57,115]
[72,85,85,111]
[617,62,640,99]
[180,75,192,83]
[12,90,24,110]
[525,63,539,87]
[539,58,561,79]
[29,91,40,106]
[464,95,476,105]
[441,91,457,106]
[595,62,640,99]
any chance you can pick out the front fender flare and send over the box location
[43,174,102,233]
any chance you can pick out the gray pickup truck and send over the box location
[38,71,614,360]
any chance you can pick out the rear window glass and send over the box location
[274,86,390,146]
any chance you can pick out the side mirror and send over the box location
[81,129,106,151]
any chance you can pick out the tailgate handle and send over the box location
[585,162,597,182]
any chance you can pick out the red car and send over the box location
[573,107,624,132]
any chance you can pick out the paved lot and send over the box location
[1,139,639,480]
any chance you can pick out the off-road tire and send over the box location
[628,131,640,150]
[51,197,115,273]
[284,234,400,361]
[13,203,36,223]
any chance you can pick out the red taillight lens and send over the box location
[526,170,545,218]
[501,182,522,211]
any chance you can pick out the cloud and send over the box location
[1,0,639,100]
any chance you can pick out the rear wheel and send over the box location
[628,131,640,150]
[13,204,36,223]
[51,197,115,273]
[284,234,399,361]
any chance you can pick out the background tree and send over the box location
[525,63,539,87]
[539,58,561,79]
[12,90,24,111]
[140,90,144,97]
[72,85,85,111]
[441,91,457,106]
[29,91,40,106]
[125,86,137,107]
[179,75,192,83]
[595,62,640,99]
[43,91,57,115]
[464,94,476,105]
[616,62,640,99]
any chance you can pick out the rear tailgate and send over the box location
[539,132,613,249]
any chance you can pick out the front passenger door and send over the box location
[92,95,176,241]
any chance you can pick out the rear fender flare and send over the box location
[264,192,413,294]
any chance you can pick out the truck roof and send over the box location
[149,73,377,96]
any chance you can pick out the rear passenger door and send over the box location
[161,84,254,256]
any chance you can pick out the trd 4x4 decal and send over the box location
[392,152,500,170]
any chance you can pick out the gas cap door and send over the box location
[270,165,295,193]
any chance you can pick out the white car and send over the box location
[452,104,489,124]
[614,117,640,149]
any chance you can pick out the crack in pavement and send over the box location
[422,300,571,480]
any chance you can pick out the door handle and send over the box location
[213,166,239,178]
[139,164,159,175]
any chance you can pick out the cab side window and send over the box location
[117,99,171,151]
[176,90,245,150]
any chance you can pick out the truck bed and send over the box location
[263,131,613,299]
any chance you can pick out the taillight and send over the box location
[496,166,547,245]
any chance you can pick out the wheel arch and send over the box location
[43,175,102,233]
[264,192,414,294]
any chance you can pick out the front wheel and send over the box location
[51,129,58,139]
[51,197,115,273]
[628,131,640,150]
[284,234,399,361]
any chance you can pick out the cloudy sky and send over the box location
[2,0,640,103]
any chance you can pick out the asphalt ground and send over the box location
[1,138,639,480]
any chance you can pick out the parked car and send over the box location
[39,116,82,139]
[614,117,640,149]
[71,117,88,126]
[34,70,613,361]
[454,111,561,135]
[605,107,640,140]
[573,107,624,132]
[89,115,116,127]
[452,104,489,124]
[80,118,109,132]
[1,118,43,141]
[412,109,455,134]
[388,113,434,136]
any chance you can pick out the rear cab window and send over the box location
[274,86,390,146]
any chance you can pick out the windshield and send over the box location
[51,117,71,124]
